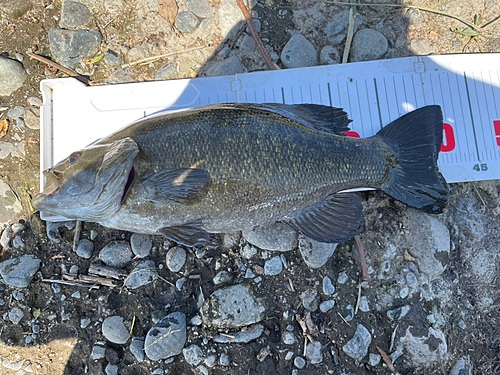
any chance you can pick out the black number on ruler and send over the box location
[473,164,488,172]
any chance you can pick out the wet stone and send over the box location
[264,256,283,275]
[102,316,131,344]
[49,28,102,69]
[130,338,145,362]
[350,29,388,62]
[281,34,317,69]
[145,312,187,360]
[343,324,372,361]
[166,246,186,272]
[306,341,323,364]
[202,284,265,328]
[298,236,337,268]
[175,11,200,34]
[183,344,203,365]
[99,241,133,268]
[60,1,91,28]
[76,239,94,259]
[125,260,158,289]
[322,276,335,295]
[0,254,41,288]
[8,306,24,324]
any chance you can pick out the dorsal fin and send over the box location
[212,103,352,135]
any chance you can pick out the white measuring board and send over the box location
[40,53,500,221]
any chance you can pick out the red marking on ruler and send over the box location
[344,131,360,138]
[441,123,455,152]
[494,120,500,147]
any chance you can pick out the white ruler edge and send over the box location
[40,53,500,220]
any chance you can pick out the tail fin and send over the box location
[373,105,449,213]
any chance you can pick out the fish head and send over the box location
[33,137,139,221]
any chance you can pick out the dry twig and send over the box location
[355,235,370,281]
[236,0,276,70]
[27,52,92,85]
[377,346,396,373]
[72,220,82,252]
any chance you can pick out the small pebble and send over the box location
[219,353,229,366]
[81,318,91,328]
[213,270,233,285]
[319,300,335,313]
[294,356,305,369]
[204,355,217,367]
[369,353,381,366]
[264,256,283,275]
[166,247,187,272]
[69,265,79,274]
[183,344,203,365]
[337,272,348,284]
[8,307,24,324]
[322,276,335,295]
[12,290,24,301]
[283,331,295,345]
[27,97,42,107]
[71,291,81,299]
[105,364,118,375]
[91,346,106,360]
[285,351,294,361]
[130,338,145,362]
[99,241,133,268]
[102,316,131,344]
[32,324,40,333]
[76,239,94,259]
[359,296,370,312]
[130,234,152,258]
[306,341,323,364]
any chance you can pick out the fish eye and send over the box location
[69,153,80,163]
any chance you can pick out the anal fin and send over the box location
[284,193,363,243]
[158,224,211,247]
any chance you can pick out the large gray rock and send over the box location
[342,324,372,361]
[125,260,158,289]
[48,28,102,68]
[0,56,27,96]
[403,210,450,278]
[60,1,91,28]
[145,312,187,361]
[399,326,447,366]
[281,34,317,69]
[99,241,133,268]
[0,254,41,288]
[298,236,337,268]
[350,29,388,62]
[202,284,265,328]
[242,223,298,252]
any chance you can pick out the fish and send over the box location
[32,103,449,247]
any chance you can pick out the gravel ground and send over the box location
[1,0,500,375]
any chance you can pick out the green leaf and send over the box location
[86,53,104,65]
[33,308,41,319]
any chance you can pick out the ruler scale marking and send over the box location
[372,78,383,130]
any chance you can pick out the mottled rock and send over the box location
[343,324,372,361]
[0,56,27,96]
[104,49,122,66]
[0,0,31,18]
[298,236,337,268]
[0,254,41,288]
[449,357,471,375]
[145,312,187,360]
[320,45,340,65]
[125,260,158,289]
[49,28,102,69]
[202,284,265,328]
[155,62,177,81]
[243,223,298,252]
[299,289,318,312]
[409,39,432,55]
[214,324,263,343]
[99,241,133,268]
[8,306,24,324]
[102,316,131,344]
[24,106,40,130]
[306,341,323,364]
[60,1,91,28]
[369,353,381,366]
[76,239,94,259]
[175,11,200,34]
[185,0,214,18]
[203,55,246,77]
[166,246,186,272]
[399,326,447,366]
[264,256,283,275]
[130,234,152,258]
[281,34,317,69]
[350,29,388,62]
[183,344,203,365]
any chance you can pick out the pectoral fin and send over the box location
[158,224,211,247]
[142,168,211,204]
[284,193,363,243]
